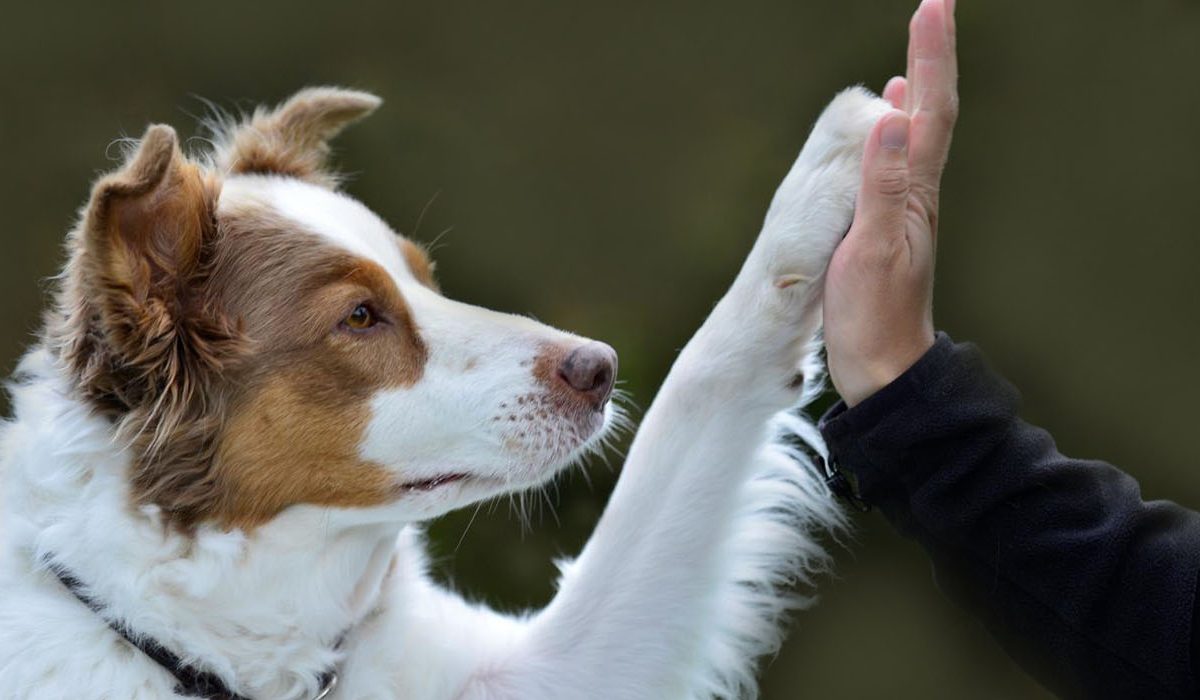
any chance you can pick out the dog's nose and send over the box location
[557,342,618,408]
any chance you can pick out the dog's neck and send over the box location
[2,348,405,698]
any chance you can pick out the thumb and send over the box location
[853,110,911,239]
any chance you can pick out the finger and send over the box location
[851,110,911,242]
[883,76,907,109]
[905,9,918,112]
[902,0,944,113]
[946,0,957,44]
[908,0,959,191]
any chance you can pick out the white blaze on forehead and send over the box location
[218,176,412,281]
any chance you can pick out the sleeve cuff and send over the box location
[818,332,1011,504]
[820,332,957,445]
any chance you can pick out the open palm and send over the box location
[823,0,959,406]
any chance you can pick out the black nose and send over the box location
[557,341,618,408]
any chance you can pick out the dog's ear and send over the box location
[84,125,213,300]
[212,86,381,187]
[63,124,238,413]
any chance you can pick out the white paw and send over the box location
[690,87,890,397]
[747,86,892,302]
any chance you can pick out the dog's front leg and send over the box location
[458,88,891,700]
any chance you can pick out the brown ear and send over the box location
[59,124,238,414]
[82,124,219,368]
[211,86,381,187]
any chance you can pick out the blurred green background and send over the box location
[3,1,1199,697]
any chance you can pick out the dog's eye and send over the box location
[343,304,377,331]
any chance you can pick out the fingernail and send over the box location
[880,114,909,151]
[918,0,942,35]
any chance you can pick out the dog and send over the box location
[0,85,889,699]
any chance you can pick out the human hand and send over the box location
[823,0,959,407]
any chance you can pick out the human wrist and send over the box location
[837,331,935,407]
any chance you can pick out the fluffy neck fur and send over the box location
[0,347,406,698]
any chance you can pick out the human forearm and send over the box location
[821,335,1200,699]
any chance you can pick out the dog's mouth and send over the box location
[395,399,621,501]
[399,473,469,492]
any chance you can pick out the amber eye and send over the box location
[344,304,377,331]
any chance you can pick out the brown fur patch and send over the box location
[400,238,439,290]
[211,371,393,529]
[204,209,428,527]
[532,343,570,391]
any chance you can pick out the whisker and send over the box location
[426,226,455,254]
[411,190,441,241]
[453,502,485,554]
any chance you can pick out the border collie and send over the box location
[0,86,888,699]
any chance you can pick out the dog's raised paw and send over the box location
[798,86,894,171]
[751,86,892,296]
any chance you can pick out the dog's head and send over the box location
[50,87,618,529]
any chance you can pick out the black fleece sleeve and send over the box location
[819,333,1200,699]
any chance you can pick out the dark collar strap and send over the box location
[48,561,338,700]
